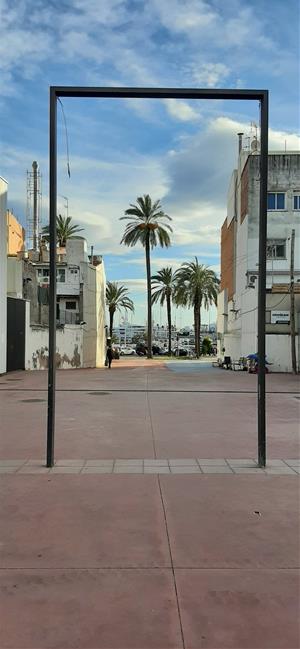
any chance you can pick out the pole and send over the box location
[290,229,297,373]
[32,161,38,251]
[257,91,269,467]
[47,88,57,468]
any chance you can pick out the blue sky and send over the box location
[1,0,299,327]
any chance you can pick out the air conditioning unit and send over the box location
[39,276,49,285]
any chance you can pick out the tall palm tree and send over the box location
[106,281,134,338]
[42,214,84,246]
[174,258,219,358]
[120,195,172,358]
[151,267,175,355]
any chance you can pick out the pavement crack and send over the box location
[157,475,186,649]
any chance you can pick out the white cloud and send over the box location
[152,0,217,34]
[163,99,201,122]
[190,63,230,88]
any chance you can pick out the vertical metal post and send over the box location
[47,88,57,467]
[257,92,269,467]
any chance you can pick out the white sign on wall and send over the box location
[271,310,290,324]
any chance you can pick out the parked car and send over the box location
[112,347,120,360]
[120,346,136,356]
[136,343,147,356]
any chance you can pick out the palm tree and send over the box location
[41,214,84,246]
[106,281,134,338]
[151,267,175,355]
[174,258,219,358]
[120,195,172,358]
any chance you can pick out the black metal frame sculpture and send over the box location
[47,86,269,467]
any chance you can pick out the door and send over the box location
[7,297,26,371]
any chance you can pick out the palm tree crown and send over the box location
[106,281,134,338]
[120,195,172,249]
[42,215,84,247]
[120,194,172,358]
[151,267,175,355]
[174,257,219,357]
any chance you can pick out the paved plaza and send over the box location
[0,359,299,648]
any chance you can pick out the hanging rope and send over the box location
[58,97,71,178]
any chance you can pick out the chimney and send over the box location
[237,133,244,154]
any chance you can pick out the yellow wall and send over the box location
[7,211,25,255]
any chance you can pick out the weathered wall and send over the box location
[7,211,25,255]
[220,218,235,300]
[266,332,299,372]
[25,324,83,370]
[7,256,23,298]
[81,260,106,368]
[0,178,8,374]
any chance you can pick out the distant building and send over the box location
[113,323,146,344]
[0,177,8,374]
[7,237,107,370]
[217,142,300,372]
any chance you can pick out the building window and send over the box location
[267,240,286,259]
[57,268,66,283]
[66,301,77,310]
[294,194,300,210]
[37,268,49,277]
[267,192,285,210]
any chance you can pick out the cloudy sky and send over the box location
[1,0,299,327]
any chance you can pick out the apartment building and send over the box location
[217,141,300,372]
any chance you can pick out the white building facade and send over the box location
[0,177,8,374]
[217,147,300,372]
[7,237,107,370]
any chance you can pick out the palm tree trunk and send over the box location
[109,309,114,338]
[194,302,200,358]
[167,294,172,355]
[199,301,202,356]
[145,234,152,359]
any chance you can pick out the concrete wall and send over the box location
[25,322,83,370]
[266,333,299,373]
[0,177,8,374]
[7,256,23,298]
[81,260,106,367]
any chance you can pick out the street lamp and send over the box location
[58,194,69,218]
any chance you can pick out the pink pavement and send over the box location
[0,360,299,648]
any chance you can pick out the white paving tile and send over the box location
[113,466,143,473]
[170,466,201,474]
[24,460,45,466]
[55,460,85,467]
[197,459,227,466]
[85,460,114,467]
[169,459,198,466]
[144,467,170,474]
[227,459,257,467]
[144,459,169,466]
[81,467,113,474]
[266,460,287,467]
[285,459,300,467]
[18,467,50,474]
[233,468,266,474]
[114,459,143,466]
[201,466,233,474]
[50,467,81,474]
[265,467,296,475]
